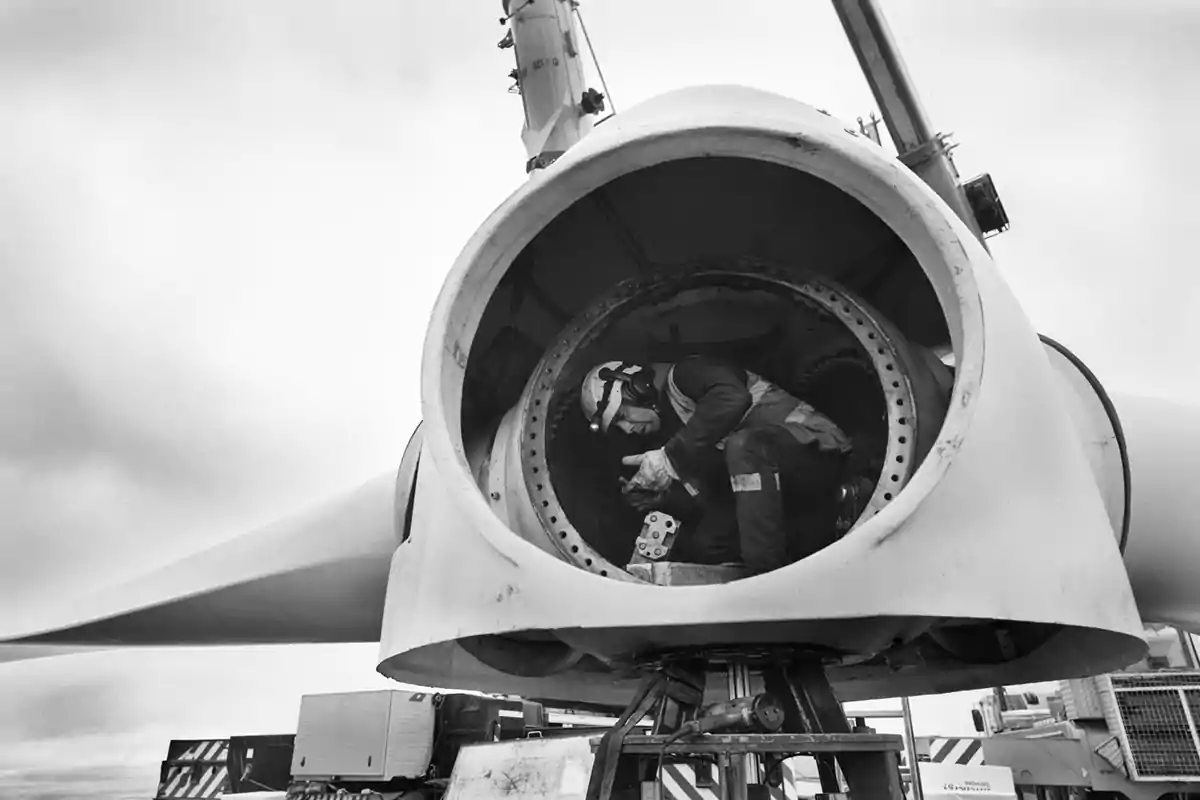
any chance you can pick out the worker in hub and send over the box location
[579,356,853,575]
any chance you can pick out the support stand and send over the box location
[762,656,904,800]
[585,662,706,800]
[586,653,905,800]
[726,660,764,798]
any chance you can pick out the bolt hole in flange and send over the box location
[520,261,950,580]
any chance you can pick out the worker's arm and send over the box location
[663,357,752,469]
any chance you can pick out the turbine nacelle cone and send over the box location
[377,86,1146,704]
[10,93,1200,694]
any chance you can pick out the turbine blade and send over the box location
[3,473,397,646]
[0,644,107,665]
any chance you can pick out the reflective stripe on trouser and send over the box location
[730,471,786,572]
[730,472,780,493]
[724,425,841,574]
[724,428,793,573]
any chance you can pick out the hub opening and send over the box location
[461,156,954,580]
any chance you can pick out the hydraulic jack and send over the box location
[585,651,905,800]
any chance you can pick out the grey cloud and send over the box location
[0,0,157,65]
[0,338,210,492]
[0,764,152,800]
[0,645,397,799]
[5,680,131,741]
[0,0,455,609]
[0,0,486,100]
[0,0,1194,797]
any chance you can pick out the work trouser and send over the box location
[668,424,846,571]
[722,423,847,574]
[663,454,741,566]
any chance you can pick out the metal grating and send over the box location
[1113,674,1200,690]
[1105,673,1200,781]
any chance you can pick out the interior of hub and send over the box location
[461,155,954,579]
[575,293,867,566]
[522,266,946,578]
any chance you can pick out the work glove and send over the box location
[620,448,678,494]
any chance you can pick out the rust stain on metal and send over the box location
[449,341,469,369]
[933,434,966,462]
[780,133,821,153]
[482,759,548,795]
[495,766,527,794]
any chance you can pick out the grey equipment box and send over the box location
[291,690,436,781]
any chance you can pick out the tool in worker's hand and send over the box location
[629,512,681,564]
[619,479,665,513]
[665,693,786,743]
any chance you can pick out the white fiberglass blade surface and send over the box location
[2,473,396,646]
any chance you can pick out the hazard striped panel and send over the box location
[925,737,985,766]
[155,739,231,799]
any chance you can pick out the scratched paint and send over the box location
[444,737,596,800]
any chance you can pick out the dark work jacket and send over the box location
[661,356,851,483]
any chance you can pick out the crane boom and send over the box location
[501,0,603,171]
[830,0,989,245]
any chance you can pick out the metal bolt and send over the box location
[654,548,662,556]
[651,531,659,539]
[649,514,658,522]
[490,491,500,501]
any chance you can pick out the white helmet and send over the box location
[580,361,648,433]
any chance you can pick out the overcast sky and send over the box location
[1,1,1197,797]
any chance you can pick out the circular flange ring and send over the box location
[520,261,921,579]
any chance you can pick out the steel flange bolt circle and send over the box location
[521,260,921,579]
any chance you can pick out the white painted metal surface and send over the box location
[444,735,596,800]
[919,763,1016,800]
[1041,342,1127,544]
[291,690,435,781]
[375,84,1146,703]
